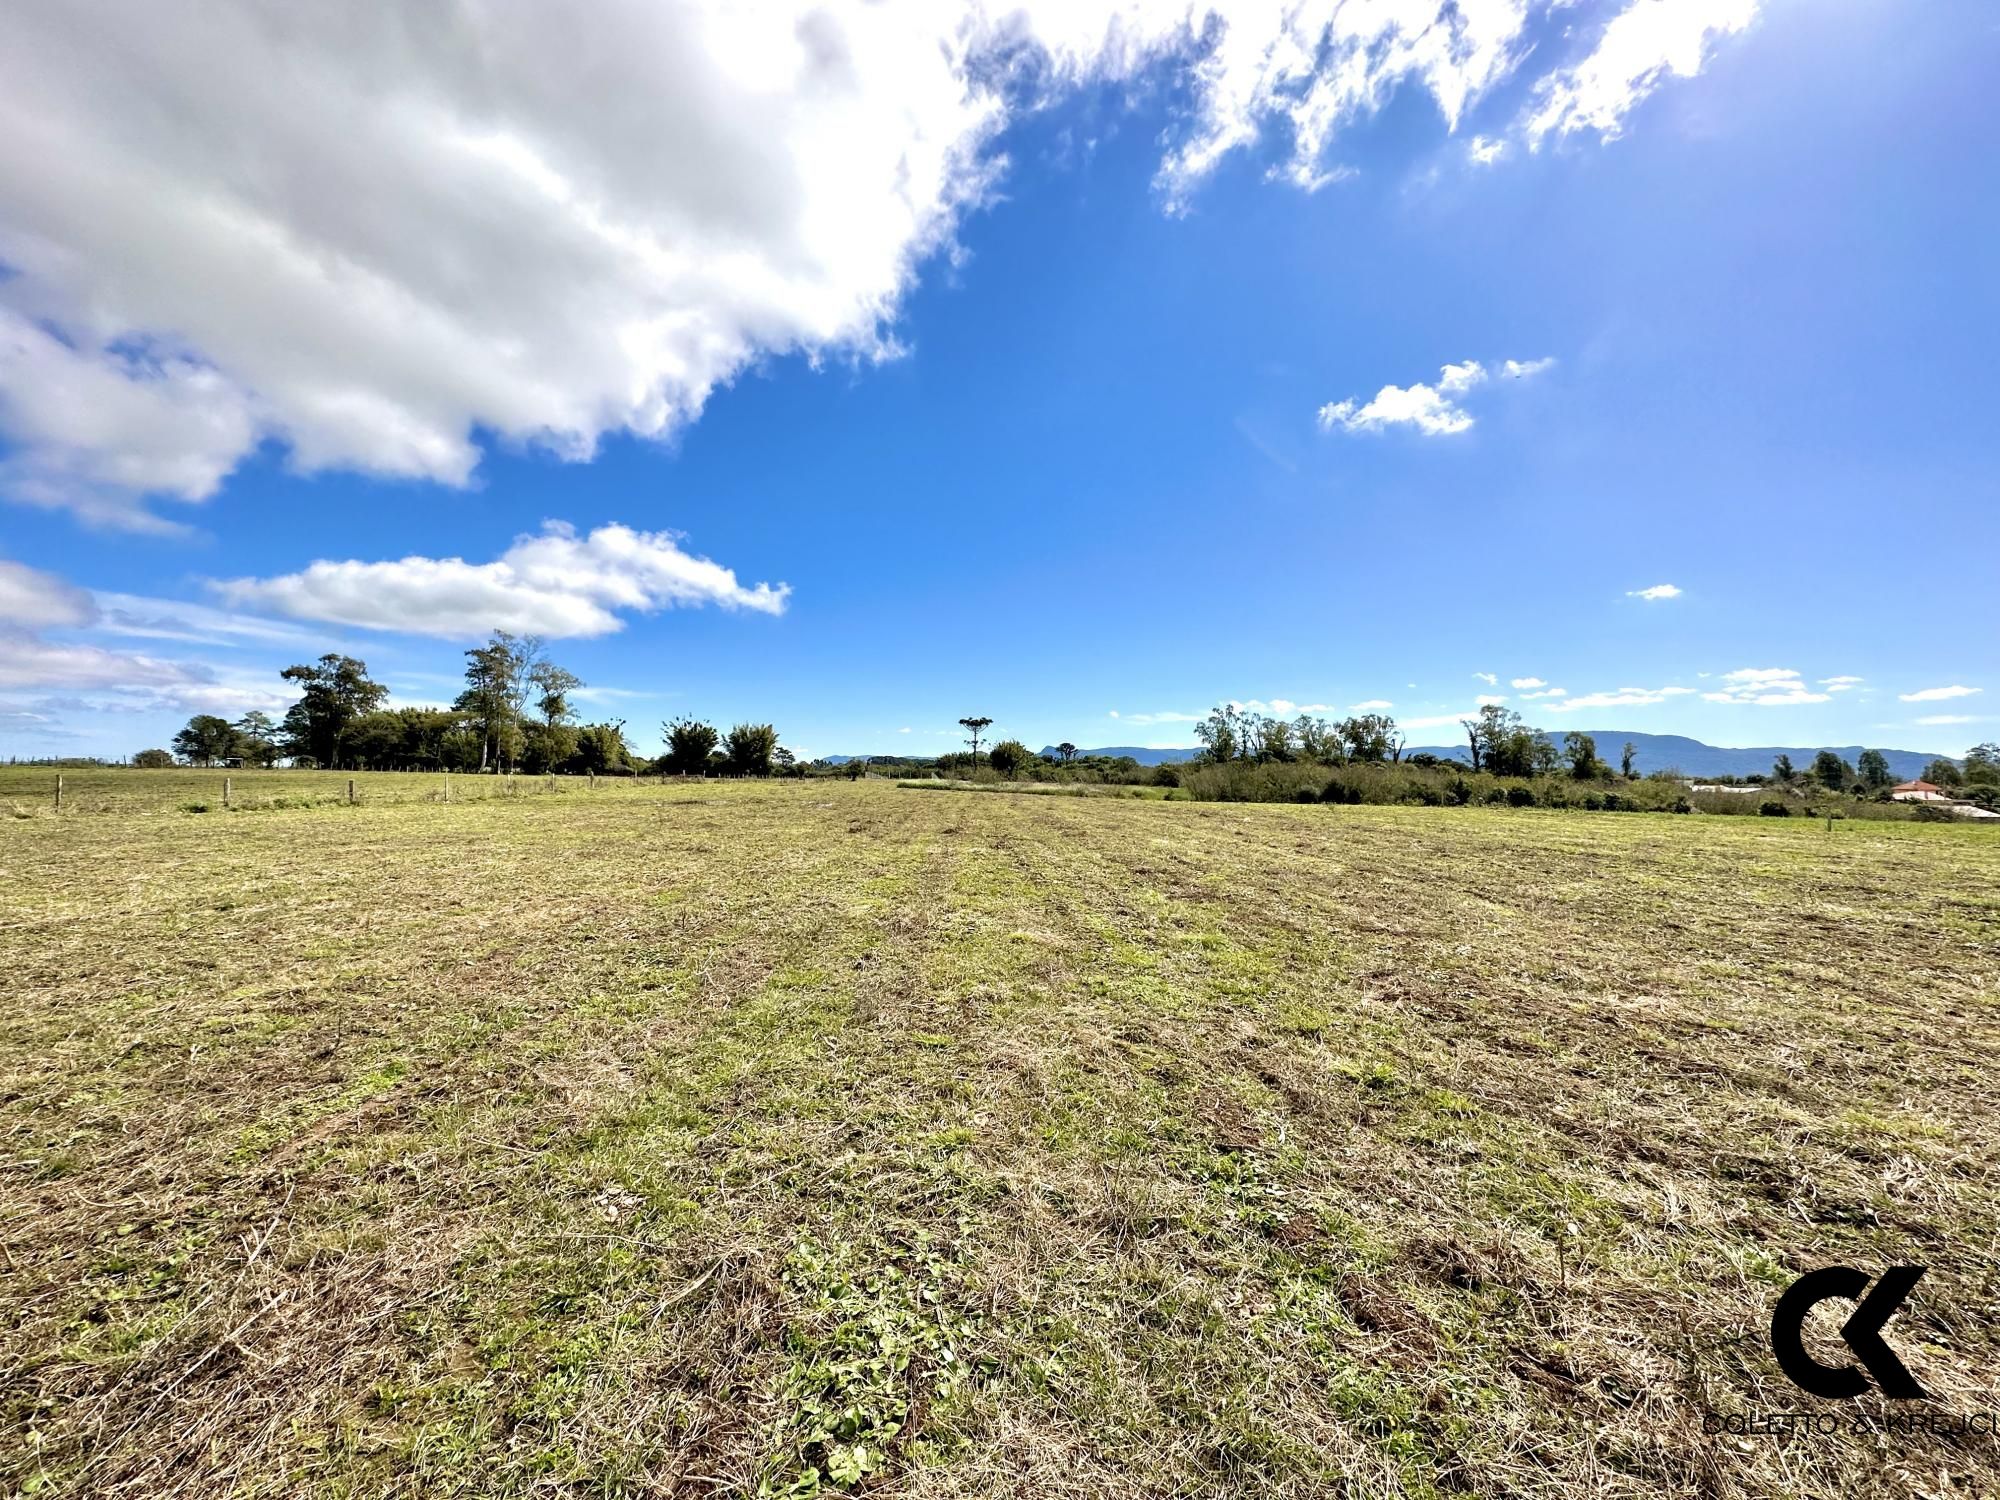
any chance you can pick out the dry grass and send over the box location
[2,777,1996,1498]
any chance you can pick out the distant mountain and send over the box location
[1401,730,1946,781]
[1035,745,1201,766]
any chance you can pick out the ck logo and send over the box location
[1771,1266,1928,1400]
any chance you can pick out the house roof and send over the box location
[1892,780,1942,793]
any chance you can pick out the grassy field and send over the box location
[2,777,1997,1498]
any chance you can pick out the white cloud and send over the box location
[0,4,1749,527]
[1437,360,1487,395]
[0,559,99,628]
[1473,672,1498,686]
[215,521,787,639]
[1109,709,1203,727]
[1467,134,1508,166]
[1547,684,1695,712]
[1899,685,1980,703]
[1317,381,1473,437]
[897,726,912,734]
[1626,583,1682,600]
[1914,714,1982,727]
[1510,676,1545,689]
[1475,693,1508,706]
[1524,0,1758,146]
[1819,675,1863,692]
[1317,351,1556,437]
[1347,699,1394,712]
[1700,667,1829,706]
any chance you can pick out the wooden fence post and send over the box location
[443,769,450,803]
[348,778,357,805]
[224,776,232,809]
[55,772,63,812]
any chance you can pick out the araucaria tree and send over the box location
[958,716,993,769]
[279,654,387,768]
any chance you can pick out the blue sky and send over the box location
[1,0,1994,762]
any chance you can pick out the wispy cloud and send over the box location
[1914,713,1984,726]
[1510,676,1545,689]
[1548,685,1695,712]
[1899,685,1980,703]
[1819,675,1864,692]
[1626,583,1681,601]
[1525,0,1761,147]
[1473,672,1498,686]
[1347,699,1394,712]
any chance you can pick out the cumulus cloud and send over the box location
[1524,0,1758,146]
[1700,667,1829,706]
[0,4,1747,525]
[1317,353,1554,436]
[1510,676,1545,689]
[216,522,786,640]
[0,559,100,629]
[1626,583,1681,600]
[1467,134,1508,166]
[1899,685,1980,703]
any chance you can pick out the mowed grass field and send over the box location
[3,775,1997,1498]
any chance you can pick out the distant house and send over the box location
[1890,780,1950,802]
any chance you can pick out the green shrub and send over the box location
[1506,786,1535,808]
[1758,801,1790,817]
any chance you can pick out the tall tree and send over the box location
[456,632,537,771]
[1620,741,1638,779]
[1772,753,1795,783]
[1337,713,1397,763]
[988,739,1030,777]
[1921,757,1962,788]
[659,718,719,776]
[1810,750,1851,791]
[1054,742,1079,764]
[958,715,993,769]
[726,723,778,777]
[1194,705,1242,764]
[279,655,387,768]
[233,710,281,768]
[1961,743,1998,786]
[173,714,238,766]
[572,721,632,775]
[1856,749,1892,789]
[1562,731,1604,780]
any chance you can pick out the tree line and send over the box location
[147,633,794,778]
